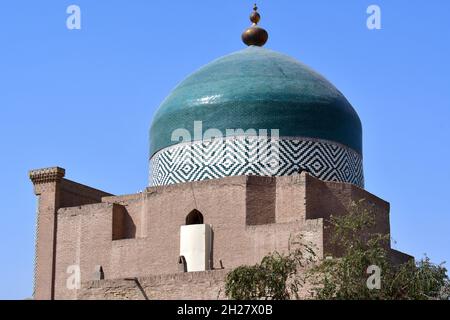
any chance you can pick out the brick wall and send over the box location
[304,174,391,256]
[29,167,112,300]
[30,168,408,300]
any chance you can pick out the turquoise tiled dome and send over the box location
[150,46,362,157]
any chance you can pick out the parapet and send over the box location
[29,167,65,185]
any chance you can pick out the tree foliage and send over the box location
[225,236,316,300]
[224,200,449,300]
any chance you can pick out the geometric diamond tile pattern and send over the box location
[150,137,364,188]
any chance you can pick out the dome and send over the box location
[149,46,364,188]
[150,46,362,155]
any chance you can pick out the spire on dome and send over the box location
[241,4,269,47]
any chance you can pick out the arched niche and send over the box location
[185,209,204,225]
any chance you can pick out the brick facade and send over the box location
[29,168,411,300]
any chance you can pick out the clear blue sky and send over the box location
[0,0,449,299]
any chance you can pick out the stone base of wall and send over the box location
[77,270,229,300]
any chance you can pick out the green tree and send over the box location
[224,199,449,300]
[224,235,316,300]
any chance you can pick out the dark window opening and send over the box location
[186,209,204,225]
[178,256,187,273]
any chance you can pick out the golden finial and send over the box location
[250,4,261,24]
[242,4,269,47]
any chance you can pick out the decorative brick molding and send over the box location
[29,167,66,185]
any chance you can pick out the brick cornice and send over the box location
[29,167,66,185]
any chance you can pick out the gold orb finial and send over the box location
[242,4,268,47]
[250,4,261,24]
